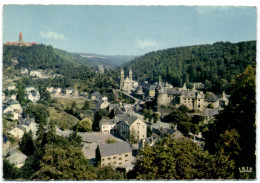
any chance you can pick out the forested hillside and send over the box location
[3,44,117,93]
[123,41,256,93]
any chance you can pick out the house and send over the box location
[30,70,43,78]
[6,151,27,168]
[19,117,37,139]
[123,103,133,113]
[21,68,29,75]
[205,93,219,109]
[3,134,11,157]
[7,84,16,91]
[96,141,132,168]
[8,117,37,139]
[3,99,23,120]
[79,92,88,98]
[25,86,40,103]
[65,88,74,96]
[8,127,25,139]
[99,118,119,134]
[116,113,147,142]
[96,100,110,110]
[51,87,62,96]
[108,104,123,115]
[139,136,158,150]
[219,91,229,108]
[46,86,54,93]
[90,92,102,101]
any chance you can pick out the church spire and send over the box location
[129,67,132,80]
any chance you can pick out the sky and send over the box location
[2,5,257,56]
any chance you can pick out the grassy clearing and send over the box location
[49,97,96,130]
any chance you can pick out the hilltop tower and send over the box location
[120,68,124,90]
[129,67,132,80]
[19,32,23,45]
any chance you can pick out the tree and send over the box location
[3,159,21,180]
[204,65,256,178]
[32,145,97,180]
[82,100,90,110]
[153,113,160,123]
[24,103,49,124]
[128,136,235,180]
[96,166,126,180]
[19,131,35,156]
[76,118,92,132]
[93,109,109,131]
[128,129,138,145]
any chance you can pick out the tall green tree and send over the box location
[204,65,256,178]
[32,145,96,180]
[19,131,35,156]
[128,136,235,180]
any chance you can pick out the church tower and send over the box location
[120,68,124,90]
[129,67,132,81]
[19,32,23,45]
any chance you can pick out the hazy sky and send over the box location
[3,5,256,55]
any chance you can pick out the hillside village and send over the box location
[2,31,256,180]
[3,63,230,172]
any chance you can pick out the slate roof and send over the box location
[4,99,19,105]
[31,90,37,97]
[115,113,139,126]
[98,141,131,157]
[19,117,35,126]
[205,93,219,102]
[3,134,9,144]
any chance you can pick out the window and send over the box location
[102,158,105,161]
[113,156,116,159]
[108,158,111,160]
[125,160,128,162]
[113,162,116,164]
[119,158,122,160]
[125,154,128,157]
[119,163,122,165]
[108,163,111,165]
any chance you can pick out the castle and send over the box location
[5,32,38,46]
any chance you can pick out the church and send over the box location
[120,68,138,93]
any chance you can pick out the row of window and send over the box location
[104,160,129,166]
[102,154,129,161]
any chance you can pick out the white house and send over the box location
[46,86,54,93]
[19,117,38,139]
[6,151,27,168]
[99,118,119,134]
[3,99,23,120]
[25,86,40,103]
[7,84,16,91]
[116,113,147,142]
[96,100,110,110]
[21,68,29,75]
[8,127,25,139]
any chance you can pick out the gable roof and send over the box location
[19,117,36,126]
[6,151,27,165]
[98,141,131,157]
[115,113,140,126]
[206,93,219,102]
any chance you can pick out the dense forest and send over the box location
[122,41,256,93]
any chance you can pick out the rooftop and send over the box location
[98,141,132,157]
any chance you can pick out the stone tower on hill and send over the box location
[19,32,23,45]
